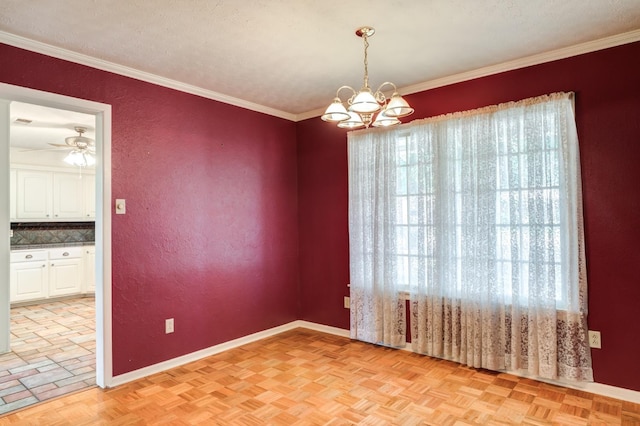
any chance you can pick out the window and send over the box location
[348,93,592,382]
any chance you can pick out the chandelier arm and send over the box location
[336,85,357,99]
[375,81,398,94]
[373,82,399,104]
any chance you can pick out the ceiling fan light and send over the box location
[321,98,350,122]
[85,152,96,166]
[384,93,414,118]
[337,111,366,129]
[372,108,401,127]
[350,88,381,114]
[64,150,95,167]
[64,150,82,166]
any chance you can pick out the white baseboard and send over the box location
[109,320,640,404]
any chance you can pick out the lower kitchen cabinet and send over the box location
[49,248,83,297]
[10,246,94,304]
[10,251,49,303]
[83,246,96,293]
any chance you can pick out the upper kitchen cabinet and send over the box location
[13,167,95,222]
[53,172,84,219]
[16,170,52,219]
[9,102,97,223]
[83,174,96,219]
[10,169,17,220]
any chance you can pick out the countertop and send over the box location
[10,242,95,251]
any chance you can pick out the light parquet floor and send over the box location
[1,328,639,425]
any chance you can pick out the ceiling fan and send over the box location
[45,126,96,167]
[48,126,95,153]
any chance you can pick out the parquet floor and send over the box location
[1,328,639,425]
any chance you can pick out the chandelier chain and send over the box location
[362,33,369,89]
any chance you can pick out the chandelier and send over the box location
[321,27,414,129]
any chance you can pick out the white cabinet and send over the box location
[9,250,49,303]
[53,173,84,219]
[48,247,83,297]
[12,167,95,222]
[10,170,16,220]
[16,170,52,219]
[83,245,96,293]
[83,175,95,219]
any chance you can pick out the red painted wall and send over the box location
[1,43,299,375]
[297,42,640,392]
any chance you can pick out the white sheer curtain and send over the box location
[348,93,593,382]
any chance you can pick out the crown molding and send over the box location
[296,29,640,122]
[0,31,297,122]
[2,28,639,124]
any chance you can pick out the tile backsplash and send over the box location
[10,222,95,247]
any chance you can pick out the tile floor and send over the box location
[0,297,95,415]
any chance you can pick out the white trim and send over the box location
[108,320,640,404]
[295,29,640,122]
[0,99,10,353]
[0,31,296,123]
[0,82,113,388]
[295,320,351,338]
[2,29,639,124]
[521,374,640,405]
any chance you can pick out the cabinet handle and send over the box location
[55,214,58,217]
[25,254,33,259]
[46,214,50,217]
[63,252,69,257]
[51,263,54,267]
[42,264,46,268]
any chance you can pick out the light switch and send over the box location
[115,199,126,214]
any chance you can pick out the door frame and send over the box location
[0,82,112,388]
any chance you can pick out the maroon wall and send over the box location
[297,42,640,392]
[1,43,299,375]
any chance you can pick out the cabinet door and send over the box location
[10,261,49,303]
[16,170,52,219]
[53,173,84,219]
[10,170,16,220]
[49,258,82,297]
[83,246,96,293]
[83,174,96,219]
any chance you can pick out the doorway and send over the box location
[0,83,112,406]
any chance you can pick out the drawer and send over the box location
[49,247,83,259]
[10,250,48,263]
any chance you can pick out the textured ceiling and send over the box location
[1,0,640,119]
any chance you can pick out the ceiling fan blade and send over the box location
[48,143,69,148]
[19,147,65,152]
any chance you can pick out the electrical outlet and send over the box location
[165,318,174,334]
[344,296,350,309]
[588,330,601,349]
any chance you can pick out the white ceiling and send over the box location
[9,102,95,167]
[1,1,639,121]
